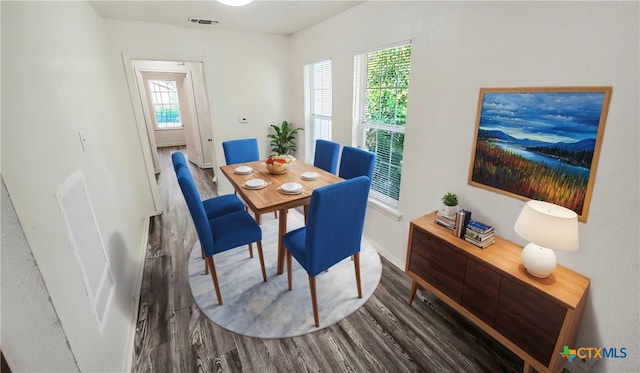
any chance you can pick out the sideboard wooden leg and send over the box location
[408,281,418,305]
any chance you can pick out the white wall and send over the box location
[1,180,78,372]
[154,128,186,148]
[289,2,639,371]
[1,2,154,371]
[104,19,290,194]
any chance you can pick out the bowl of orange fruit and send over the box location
[265,155,294,174]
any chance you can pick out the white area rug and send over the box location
[187,211,382,339]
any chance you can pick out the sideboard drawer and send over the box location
[462,259,500,326]
[409,229,466,302]
[495,277,567,365]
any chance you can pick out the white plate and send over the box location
[277,187,303,195]
[280,182,302,193]
[301,171,319,180]
[234,166,253,174]
[245,179,266,189]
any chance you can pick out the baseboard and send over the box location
[156,142,186,148]
[122,215,151,372]
[366,236,405,270]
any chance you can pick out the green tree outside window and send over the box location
[358,44,412,204]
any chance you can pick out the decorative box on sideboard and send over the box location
[405,212,590,373]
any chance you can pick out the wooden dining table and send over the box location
[220,159,343,274]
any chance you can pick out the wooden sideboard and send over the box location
[405,212,590,373]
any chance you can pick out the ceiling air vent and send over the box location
[188,18,218,25]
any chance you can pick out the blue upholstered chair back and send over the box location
[338,146,376,180]
[176,167,215,257]
[304,176,371,276]
[172,151,188,172]
[313,139,340,174]
[222,138,260,165]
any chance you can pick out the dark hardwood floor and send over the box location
[133,146,523,373]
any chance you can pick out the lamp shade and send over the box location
[514,200,579,252]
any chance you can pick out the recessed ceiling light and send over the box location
[218,0,253,6]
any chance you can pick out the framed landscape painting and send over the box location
[468,87,612,222]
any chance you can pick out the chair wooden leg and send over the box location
[286,250,292,291]
[354,252,362,298]
[201,247,209,274]
[205,256,223,305]
[248,243,254,258]
[274,211,278,219]
[256,240,267,282]
[254,212,262,225]
[309,276,319,327]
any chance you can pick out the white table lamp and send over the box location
[514,200,579,278]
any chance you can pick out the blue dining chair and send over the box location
[222,138,260,165]
[302,139,341,222]
[172,152,245,220]
[222,138,277,223]
[176,166,266,305]
[313,139,340,174]
[338,146,376,180]
[173,152,254,270]
[283,176,371,327]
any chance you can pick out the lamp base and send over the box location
[521,243,556,278]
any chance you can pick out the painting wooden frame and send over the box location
[468,86,612,222]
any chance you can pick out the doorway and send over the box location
[143,73,188,152]
[123,57,216,214]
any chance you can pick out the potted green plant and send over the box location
[441,192,459,216]
[268,120,303,156]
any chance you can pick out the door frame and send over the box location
[122,53,214,215]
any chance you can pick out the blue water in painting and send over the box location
[494,143,590,178]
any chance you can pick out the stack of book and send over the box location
[434,210,456,231]
[464,219,495,248]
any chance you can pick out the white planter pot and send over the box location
[442,205,458,216]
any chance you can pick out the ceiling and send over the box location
[90,0,364,35]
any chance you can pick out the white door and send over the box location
[177,72,202,165]
[188,62,215,168]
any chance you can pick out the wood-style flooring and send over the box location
[133,146,523,373]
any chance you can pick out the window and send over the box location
[353,42,412,209]
[304,59,332,163]
[148,79,182,129]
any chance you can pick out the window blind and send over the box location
[353,43,412,209]
[304,59,333,162]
